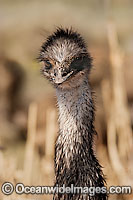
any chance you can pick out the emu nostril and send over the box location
[62,71,68,77]
[54,69,57,76]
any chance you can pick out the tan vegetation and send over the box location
[0,0,133,200]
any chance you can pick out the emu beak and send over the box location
[53,70,74,84]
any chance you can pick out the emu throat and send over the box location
[54,77,106,200]
[56,77,94,166]
[56,76,95,171]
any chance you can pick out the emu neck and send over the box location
[54,76,106,199]
[56,76,94,166]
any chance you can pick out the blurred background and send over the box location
[0,0,133,199]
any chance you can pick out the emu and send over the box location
[39,28,107,200]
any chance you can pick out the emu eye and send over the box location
[70,55,89,72]
[75,56,80,60]
[45,60,52,70]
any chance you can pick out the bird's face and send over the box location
[41,58,74,85]
[41,53,90,87]
[39,29,92,89]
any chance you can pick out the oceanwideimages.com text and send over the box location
[1,182,132,196]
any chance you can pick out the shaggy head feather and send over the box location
[39,28,92,88]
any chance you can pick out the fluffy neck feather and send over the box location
[54,75,107,200]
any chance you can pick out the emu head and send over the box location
[39,28,92,89]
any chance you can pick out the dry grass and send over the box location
[0,1,133,200]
